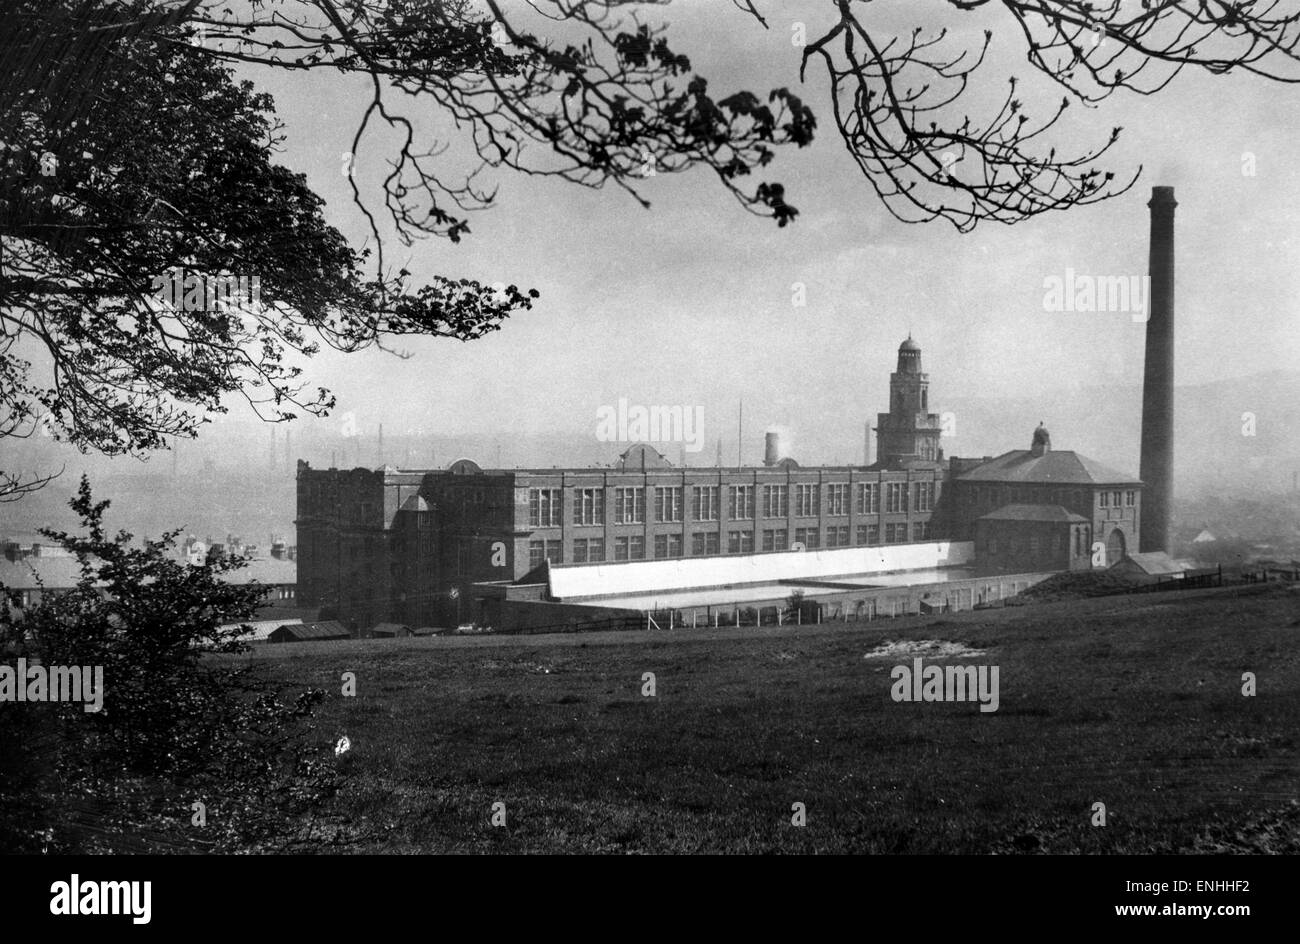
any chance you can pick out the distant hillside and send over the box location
[3,370,1295,542]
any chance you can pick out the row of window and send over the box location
[971,485,1135,509]
[1099,490,1137,508]
[528,521,931,567]
[529,482,938,527]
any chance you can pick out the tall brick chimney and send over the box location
[1139,186,1176,553]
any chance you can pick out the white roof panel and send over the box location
[547,541,975,601]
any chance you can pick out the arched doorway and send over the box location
[1106,528,1127,566]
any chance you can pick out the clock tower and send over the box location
[874,336,943,469]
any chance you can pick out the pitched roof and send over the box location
[273,620,351,640]
[1114,552,1194,576]
[0,555,89,589]
[217,618,302,642]
[369,622,410,636]
[958,449,1140,485]
[977,503,1090,523]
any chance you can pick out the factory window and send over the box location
[922,389,928,410]
[1029,536,1040,557]
[1099,492,1109,508]
[692,485,720,521]
[614,487,646,524]
[795,527,819,549]
[857,524,879,545]
[727,530,754,554]
[573,488,605,526]
[914,521,929,541]
[528,488,562,527]
[988,538,998,555]
[826,484,849,516]
[762,485,789,518]
[825,525,849,547]
[614,535,644,560]
[885,482,907,514]
[654,486,683,522]
[858,483,879,514]
[729,485,755,520]
[1112,490,1122,508]
[1125,490,1136,506]
[573,537,606,563]
[914,481,934,512]
[761,528,788,552]
[528,540,562,570]
[885,523,908,543]
[795,484,819,517]
[691,532,719,556]
[654,533,683,558]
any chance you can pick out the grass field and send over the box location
[233,582,1300,853]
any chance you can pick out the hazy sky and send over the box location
[50,1,1300,470]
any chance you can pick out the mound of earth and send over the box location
[1019,570,1147,602]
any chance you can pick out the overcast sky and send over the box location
[65,2,1300,469]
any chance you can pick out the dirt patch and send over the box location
[863,639,989,659]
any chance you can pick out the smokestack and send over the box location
[1140,185,1176,554]
[864,421,872,467]
[737,400,743,468]
[764,431,780,467]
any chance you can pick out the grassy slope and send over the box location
[232,583,1300,853]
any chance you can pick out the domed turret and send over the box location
[896,335,922,373]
